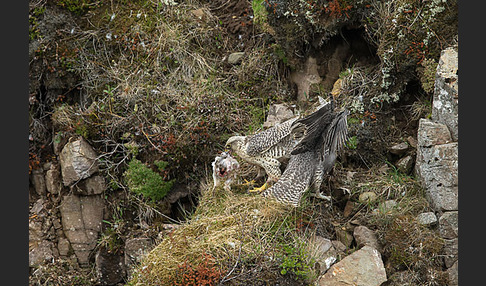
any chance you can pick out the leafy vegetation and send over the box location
[279,242,316,281]
[124,158,174,202]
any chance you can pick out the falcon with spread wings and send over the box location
[262,104,349,206]
[225,98,347,199]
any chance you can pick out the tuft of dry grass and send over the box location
[127,177,323,285]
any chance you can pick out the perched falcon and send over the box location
[262,103,349,207]
[225,98,339,193]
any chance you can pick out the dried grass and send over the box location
[128,180,294,285]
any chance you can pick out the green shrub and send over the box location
[124,158,174,201]
[279,243,316,282]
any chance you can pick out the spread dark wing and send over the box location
[289,101,335,156]
[323,109,349,158]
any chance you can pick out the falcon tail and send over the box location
[262,151,316,207]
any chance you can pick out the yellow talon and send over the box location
[243,179,255,186]
[249,182,268,193]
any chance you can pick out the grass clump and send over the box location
[127,180,322,285]
[124,158,174,202]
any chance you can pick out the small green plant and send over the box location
[346,135,358,149]
[124,158,175,202]
[279,243,316,282]
[252,0,268,27]
[56,0,98,15]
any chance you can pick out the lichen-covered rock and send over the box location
[416,212,438,227]
[59,137,99,187]
[60,194,104,266]
[263,103,294,128]
[432,47,458,141]
[415,119,458,211]
[318,246,386,286]
[124,237,154,278]
[416,119,452,147]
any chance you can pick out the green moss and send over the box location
[124,158,174,202]
[29,6,45,41]
[56,0,99,15]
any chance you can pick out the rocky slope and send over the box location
[29,0,457,285]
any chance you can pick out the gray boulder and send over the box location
[415,119,458,211]
[45,164,62,195]
[124,237,154,278]
[29,240,56,267]
[353,225,381,251]
[416,212,438,227]
[306,235,340,274]
[432,47,458,141]
[388,142,409,155]
[443,238,458,268]
[72,175,106,195]
[59,137,99,186]
[318,246,386,286]
[60,194,104,266]
[447,260,458,286]
[439,211,458,239]
[395,155,414,174]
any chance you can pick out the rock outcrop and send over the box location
[415,46,458,285]
[60,194,104,266]
[318,245,387,286]
[59,137,99,187]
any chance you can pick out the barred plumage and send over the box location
[262,102,349,207]
[226,114,304,185]
[225,98,348,200]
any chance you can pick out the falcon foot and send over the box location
[248,182,268,193]
[310,192,331,201]
[242,179,256,186]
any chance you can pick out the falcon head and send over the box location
[225,136,246,155]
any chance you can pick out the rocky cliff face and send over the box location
[29,0,457,285]
[415,46,458,285]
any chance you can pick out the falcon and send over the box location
[262,104,349,206]
[225,97,345,195]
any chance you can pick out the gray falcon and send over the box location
[225,98,345,195]
[262,102,349,206]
